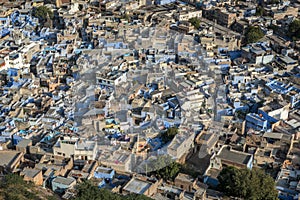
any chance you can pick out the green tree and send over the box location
[156,161,181,181]
[289,19,300,40]
[0,174,40,200]
[268,0,279,4]
[235,110,247,120]
[32,6,54,25]
[218,167,278,200]
[245,26,264,44]
[162,127,178,143]
[75,180,152,200]
[189,17,201,29]
[256,6,265,16]
[142,155,181,181]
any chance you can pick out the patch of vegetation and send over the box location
[268,24,279,31]
[155,160,181,181]
[289,19,300,41]
[235,109,248,120]
[218,166,278,200]
[0,173,57,200]
[142,155,181,181]
[256,6,266,16]
[245,26,264,44]
[267,0,280,4]
[32,6,54,25]
[75,181,151,200]
[162,127,178,143]
[189,17,201,30]
[142,156,199,183]
[180,164,199,179]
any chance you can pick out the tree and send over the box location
[141,155,181,181]
[0,173,58,200]
[289,19,300,40]
[245,26,264,44]
[155,160,181,181]
[162,127,178,143]
[267,0,279,4]
[235,110,247,120]
[255,6,265,16]
[75,180,152,200]
[32,6,54,25]
[218,167,278,200]
[189,17,201,29]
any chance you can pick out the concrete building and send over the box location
[174,173,196,192]
[0,151,24,173]
[242,43,274,65]
[167,130,195,160]
[258,101,289,125]
[94,166,115,179]
[52,176,76,193]
[216,145,253,169]
[53,136,97,160]
[21,168,43,186]
[176,10,202,21]
[16,139,32,153]
[272,6,298,20]
[122,176,162,197]
[96,70,127,90]
[245,113,268,131]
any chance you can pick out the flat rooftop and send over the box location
[21,168,41,178]
[175,173,194,182]
[95,166,113,174]
[0,151,22,167]
[52,176,76,186]
[217,146,252,165]
[16,139,31,148]
[123,178,151,194]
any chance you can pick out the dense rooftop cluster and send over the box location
[0,0,299,200]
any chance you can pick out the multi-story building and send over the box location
[53,136,98,160]
[167,130,195,160]
[21,168,43,186]
[242,43,274,65]
[272,6,298,20]
[216,145,253,169]
[205,9,237,28]
[258,101,290,125]
[176,10,202,21]
[245,113,268,132]
[96,70,127,91]
[94,166,115,179]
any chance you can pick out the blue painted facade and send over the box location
[94,167,115,179]
[246,113,268,131]
[155,0,176,5]
[257,109,279,125]
[51,176,76,193]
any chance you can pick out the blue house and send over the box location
[52,176,76,194]
[155,0,176,5]
[257,107,280,126]
[94,167,115,179]
[245,113,268,131]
